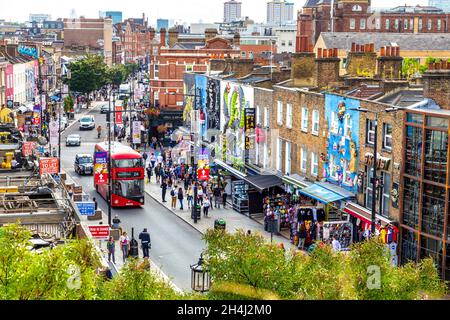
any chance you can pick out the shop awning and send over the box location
[242,175,283,192]
[298,182,354,204]
[344,202,393,227]
[214,159,247,180]
[282,174,310,189]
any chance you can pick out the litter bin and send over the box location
[191,204,201,222]
[129,228,139,258]
[214,219,226,230]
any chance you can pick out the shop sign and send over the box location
[22,142,36,156]
[115,106,123,124]
[245,108,255,150]
[94,152,108,185]
[39,158,59,175]
[49,120,59,146]
[88,225,110,239]
[132,121,141,144]
[364,153,391,171]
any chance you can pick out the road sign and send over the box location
[115,106,123,124]
[75,202,95,216]
[39,158,59,175]
[94,152,108,185]
[88,225,110,239]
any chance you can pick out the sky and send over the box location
[0,0,430,25]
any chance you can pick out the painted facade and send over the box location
[195,74,208,139]
[324,94,360,194]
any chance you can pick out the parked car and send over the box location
[100,104,109,114]
[66,134,81,146]
[79,115,95,130]
[59,115,68,129]
[74,154,94,175]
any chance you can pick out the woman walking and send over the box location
[119,232,130,263]
[178,187,184,210]
[203,196,210,217]
[106,236,115,264]
[187,186,194,209]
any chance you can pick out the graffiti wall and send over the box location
[206,78,220,131]
[195,74,207,139]
[219,80,254,168]
[183,73,196,126]
[324,94,360,194]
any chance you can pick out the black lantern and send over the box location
[190,254,211,293]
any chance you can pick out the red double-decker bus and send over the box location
[94,142,145,207]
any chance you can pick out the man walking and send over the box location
[170,185,178,209]
[138,228,151,258]
[222,190,228,209]
[150,153,157,168]
[213,186,221,209]
[161,179,168,202]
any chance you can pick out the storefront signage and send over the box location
[49,120,59,146]
[364,153,391,171]
[132,121,141,144]
[115,106,123,124]
[88,225,110,239]
[39,158,59,175]
[75,202,95,216]
[245,108,256,150]
[94,152,108,185]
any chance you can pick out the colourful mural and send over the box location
[324,94,360,194]
[195,75,207,139]
[183,73,195,125]
[206,78,220,131]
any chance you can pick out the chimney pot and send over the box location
[308,44,314,53]
[370,43,375,52]
[380,46,385,57]
[435,62,441,70]
[351,43,356,52]
[428,62,434,70]
[356,44,360,52]
[333,48,338,57]
[386,46,391,57]
[317,48,323,58]
[397,47,400,57]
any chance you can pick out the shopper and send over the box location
[93,197,98,211]
[146,165,153,184]
[138,228,151,258]
[197,186,204,205]
[150,153,157,168]
[106,236,115,264]
[187,186,194,209]
[222,190,228,209]
[170,185,178,209]
[178,187,184,210]
[142,151,148,165]
[203,196,210,217]
[298,224,307,250]
[155,164,161,183]
[332,236,341,253]
[160,179,168,202]
[213,186,221,208]
[119,232,130,263]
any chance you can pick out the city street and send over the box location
[59,103,204,291]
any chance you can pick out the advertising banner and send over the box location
[197,149,210,181]
[22,142,36,156]
[207,78,221,130]
[245,108,256,150]
[39,158,59,175]
[115,106,123,124]
[49,120,59,146]
[94,152,108,185]
[132,121,141,144]
[195,75,207,139]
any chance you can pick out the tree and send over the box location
[402,58,421,79]
[64,95,75,113]
[107,64,128,87]
[203,230,447,300]
[66,54,109,105]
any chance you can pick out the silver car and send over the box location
[79,115,95,130]
[66,134,81,146]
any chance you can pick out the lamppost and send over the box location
[190,253,211,293]
[107,86,115,227]
[350,106,403,235]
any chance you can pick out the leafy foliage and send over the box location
[66,54,109,95]
[203,230,447,300]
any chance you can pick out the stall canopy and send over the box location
[344,202,393,227]
[242,175,283,193]
[214,159,247,180]
[282,174,310,189]
[298,182,354,204]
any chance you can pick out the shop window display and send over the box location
[322,221,353,250]
[421,184,445,237]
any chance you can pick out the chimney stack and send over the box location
[346,42,377,77]
[233,33,241,47]
[315,47,341,89]
[149,27,155,40]
[205,28,218,42]
[377,45,403,79]
[160,28,167,46]
[168,27,179,48]
[423,60,450,109]
[291,35,315,86]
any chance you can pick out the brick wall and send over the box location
[423,69,450,110]
[315,57,340,89]
[291,52,315,87]
[254,88,273,169]
[346,52,377,77]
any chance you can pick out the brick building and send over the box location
[149,28,240,123]
[297,0,450,46]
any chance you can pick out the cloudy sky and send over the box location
[0,0,429,25]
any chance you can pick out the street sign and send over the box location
[75,202,95,216]
[94,152,108,185]
[39,158,59,175]
[115,106,123,124]
[88,225,110,239]
[49,121,59,146]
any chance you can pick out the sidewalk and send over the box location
[144,180,295,250]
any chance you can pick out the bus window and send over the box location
[113,180,144,198]
[113,159,143,168]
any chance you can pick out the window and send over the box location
[277,101,283,125]
[381,172,391,217]
[437,19,441,30]
[256,106,261,126]
[311,152,318,177]
[286,103,293,129]
[300,148,307,173]
[264,107,269,127]
[375,18,381,30]
[395,19,399,30]
[410,19,414,30]
[276,138,282,171]
[428,19,432,30]
[366,119,375,145]
[312,110,319,135]
[385,19,390,30]
[424,130,448,184]
[405,126,423,178]
[288,40,293,46]
[154,64,159,79]
[301,108,308,132]
[281,41,286,46]
[404,20,408,30]
[350,19,356,30]
[383,123,393,150]
[360,19,366,30]
[421,184,445,237]
[426,116,449,129]
[113,180,144,198]
[285,142,292,175]
[330,112,339,134]
[248,52,253,59]
[419,18,423,30]
[329,154,338,180]
[342,160,352,186]
[352,5,362,11]
[113,159,144,168]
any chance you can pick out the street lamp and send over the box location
[349,106,403,235]
[190,253,211,293]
